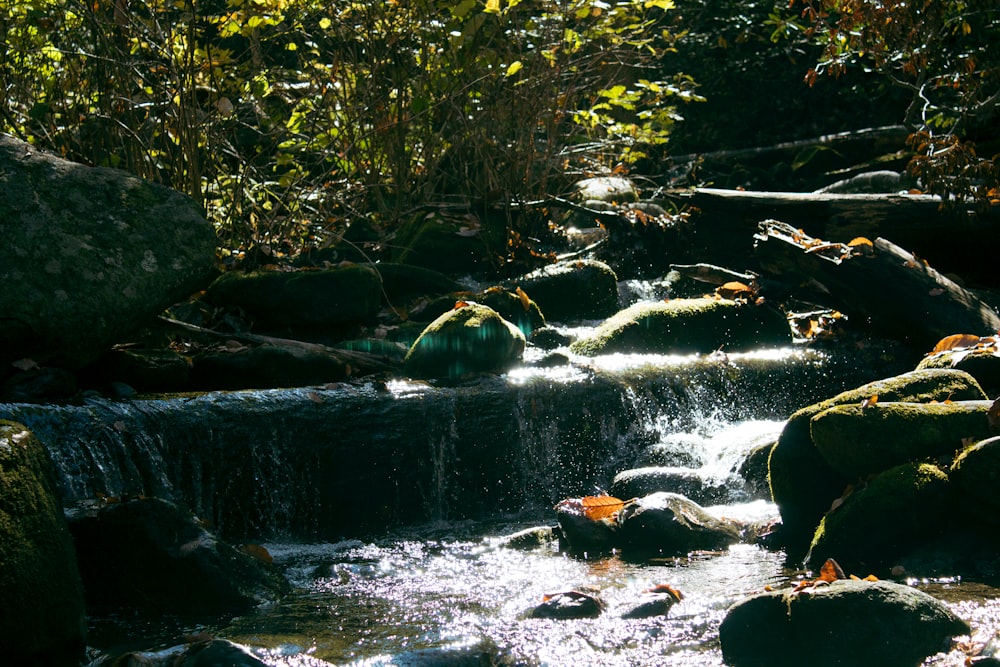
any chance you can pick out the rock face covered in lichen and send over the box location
[0,134,217,369]
[0,420,87,666]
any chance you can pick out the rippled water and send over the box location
[85,503,1000,667]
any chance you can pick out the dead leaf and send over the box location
[716,281,753,300]
[930,333,982,354]
[580,495,626,521]
[515,286,532,312]
[454,300,470,309]
[928,287,945,297]
[861,395,878,409]
[644,583,684,601]
[239,543,273,564]
[11,358,39,371]
[818,558,845,582]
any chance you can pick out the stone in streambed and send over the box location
[719,578,968,667]
[617,492,741,556]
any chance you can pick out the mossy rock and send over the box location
[616,491,741,555]
[204,265,382,328]
[477,287,546,337]
[392,210,501,275]
[507,259,619,322]
[720,578,969,667]
[810,400,993,479]
[362,262,462,304]
[403,303,525,379]
[951,435,1000,513]
[0,421,87,666]
[917,348,1000,396]
[569,297,791,356]
[805,463,952,573]
[767,368,986,550]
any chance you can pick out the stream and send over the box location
[5,331,1000,665]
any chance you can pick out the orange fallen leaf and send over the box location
[515,286,532,312]
[930,333,982,354]
[644,583,684,601]
[818,558,846,583]
[580,495,627,521]
[861,395,878,409]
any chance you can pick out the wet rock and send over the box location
[917,346,1000,396]
[617,492,741,555]
[621,584,684,619]
[767,368,986,553]
[554,499,619,554]
[528,326,573,350]
[805,462,952,573]
[0,365,77,403]
[0,421,87,666]
[530,589,605,619]
[506,258,619,323]
[636,435,707,468]
[88,348,192,394]
[70,497,290,614]
[569,297,790,356]
[362,262,463,304]
[493,525,556,550]
[0,134,217,371]
[951,435,1000,513]
[403,302,525,379]
[810,400,993,479]
[190,343,358,390]
[610,466,735,506]
[737,439,775,501]
[108,638,269,667]
[370,640,513,666]
[203,265,382,329]
[814,169,910,194]
[719,579,968,667]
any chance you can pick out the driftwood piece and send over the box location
[676,188,1000,286]
[754,220,1000,349]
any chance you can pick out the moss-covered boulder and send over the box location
[719,578,968,667]
[917,347,1000,396]
[0,134,218,369]
[403,303,525,379]
[951,435,1000,513]
[810,400,993,480]
[203,265,382,328]
[392,210,502,274]
[477,287,546,337]
[805,463,953,572]
[0,421,87,666]
[569,297,790,356]
[616,492,741,556]
[71,497,290,614]
[507,259,619,323]
[767,368,986,551]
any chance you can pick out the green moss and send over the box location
[806,462,951,572]
[404,303,525,379]
[569,297,790,356]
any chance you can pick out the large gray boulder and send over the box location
[0,134,217,369]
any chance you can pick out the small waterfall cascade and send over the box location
[0,345,910,542]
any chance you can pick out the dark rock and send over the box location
[617,492,741,555]
[610,466,736,506]
[403,303,525,379]
[952,435,1000,513]
[507,259,620,322]
[0,365,77,403]
[190,343,356,390]
[108,638,269,667]
[203,265,382,329]
[0,134,217,370]
[530,590,604,619]
[570,298,791,356]
[814,169,910,194]
[917,347,1000,396]
[70,497,290,614]
[477,287,546,336]
[554,499,619,554]
[0,421,87,666]
[528,326,573,350]
[805,462,953,573]
[392,210,501,274]
[767,368,986,553]
[738,439,775,501]
[810,400,993,479]
[719,579,969,667]
[621,584,683,619]
[90,348,192,394]
[493,525,556,550]
[363,262,463,304]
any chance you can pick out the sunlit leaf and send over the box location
[644,583,684,601]
[515,286,531,311]
[930,333,982,354]
[580,495,626,520]
[505,60,523,77]
[860,395,878,409]
[818,558,845,582]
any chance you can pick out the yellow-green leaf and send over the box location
[505,60,523,77]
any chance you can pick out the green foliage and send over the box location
[0,0,695,264]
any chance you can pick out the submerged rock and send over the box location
[621,584,684,619]
[403,302,525,379]
[569,297,790,356]
[719,579,968,667]
[0,421,87,666]
[70,497,290,614]
[108,638,269,667]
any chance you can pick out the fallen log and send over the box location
[753,220,1000,349]
[675,188,1000,286]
